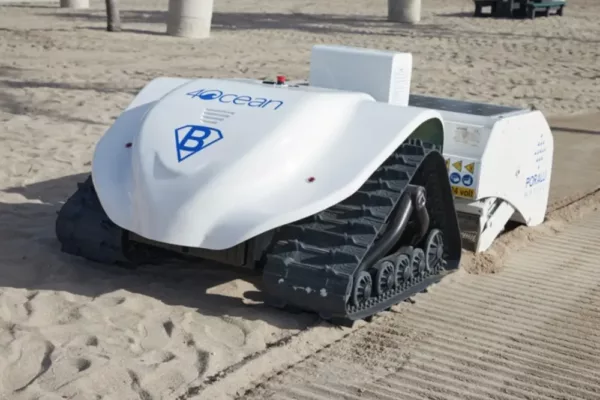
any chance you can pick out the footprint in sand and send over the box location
[0,335,54,394]
[73,358,92,373]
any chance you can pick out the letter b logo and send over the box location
[174,125,223,162]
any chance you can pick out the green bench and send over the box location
[525,0,566,18]
[473,0,566,18]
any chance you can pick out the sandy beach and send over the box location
[1,0,599,399]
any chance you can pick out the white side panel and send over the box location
[478,111,553,226]
[92,78,442,250]
[441,109,553,226]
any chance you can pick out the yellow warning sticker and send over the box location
[452,185,475,199]
[465,162,475,174]
[452,160,462,172]
[445,158,450,170]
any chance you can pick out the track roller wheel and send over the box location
[374,259,396,296]
[352,271,373,306]
[395,249,412,284]
[424,228,445,273]
[411,248,426,277]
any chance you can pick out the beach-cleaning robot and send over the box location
[55,45,553,325]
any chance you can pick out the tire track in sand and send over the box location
[239,208,600,400]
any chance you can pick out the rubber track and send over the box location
[262,140,462,324]
[55,176,131,265]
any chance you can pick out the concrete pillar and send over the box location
[60,0,89,9]
[166,0,214,39]
[388,0,422,23]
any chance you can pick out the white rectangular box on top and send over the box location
[308,44,413,107]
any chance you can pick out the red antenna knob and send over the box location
[276,75,286,84]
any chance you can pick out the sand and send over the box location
[0,0,599,399]
[241,207,600,400]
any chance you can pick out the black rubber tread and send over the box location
[261,140,462,323]
[55,176,134,266]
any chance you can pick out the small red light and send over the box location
[307,177,315,183]
[277,75,286,84]
[125,142,132,148]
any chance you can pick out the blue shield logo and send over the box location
[174,125,223,162]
